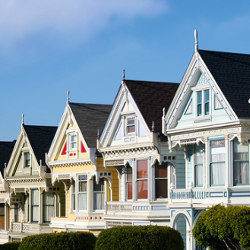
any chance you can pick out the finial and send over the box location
[67,91,70,103]
[194,29,198,52]
[122,69,125,80]
[21,113,24,126]
[152,121,155,132]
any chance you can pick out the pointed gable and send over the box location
[69,103,112,148]
[23,125,57,166]
[199,50,250,119]
[125,80,179,133]
[0,141,16,175]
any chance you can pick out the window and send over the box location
[126,166,133,200]
[137,160,148,199]
[70,134,77,150]
[210,139,225,186]
[31,189,39,222]
[197,91,202,116]
[0,204,4,229]
[78,175,87,210]
[43,193,55,223]
[196,89,210,117]
[71,180,75,211]
[204,90,210,115]
[126,117,135,134]
[233,140,249,185]
[155,164,168,198]
[14,204,18,222]
[194,144,204,187]
[93,177,105,210]
[24,152,31,167]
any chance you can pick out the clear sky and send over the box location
[1,0,250,141]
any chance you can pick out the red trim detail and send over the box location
[70,153,73,156]
[61,142,67,155]
[81,141,87,153]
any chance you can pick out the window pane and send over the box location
[197,91,202,104]
[205,90,209,102]
[155,179,168,198]
[137,180,148,199]
[93,192,104,210]
[211,162,225,185]
[155,165,167,178]
[127,167,132,182]
[127,118,135,125]
[127,182,132,200]
[32,206,39,222]
[31,189,39,205]
[195,164,203,186]
[204,90,210,115]
[79,181,87,192]
[78,193,87,210]
[137,160,148,179]
[24,152,31,167]
[93,178,104,192]
[127,125,135,133]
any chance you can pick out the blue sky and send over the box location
[1,0,250,140]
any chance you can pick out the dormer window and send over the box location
[70,134,77,150]
[126,117,135,134]
[196,89,210,117]
[24,152,31,167]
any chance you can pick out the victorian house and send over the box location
[5,122,58,241]
[98,79,184,227]
[162,35,250,249]
[0,141,15,243]
[47,100,118,235]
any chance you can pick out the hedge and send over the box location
[193,205,250,249]
[0,241,21,250]
[95,225,184,250]
[19,232,96,250]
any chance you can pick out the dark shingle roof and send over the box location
[199,49,250,119]
[125,80,179,133]
[0,141,16,175]
[23,125,57,168]
[69,103,112,148]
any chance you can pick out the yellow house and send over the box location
[47,100,119,234]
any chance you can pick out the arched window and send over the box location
[155,163,168,199]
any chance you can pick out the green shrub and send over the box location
[95,225,184,250]
[19,232,96,250]
[193,205,250,249]
[0,241,21,250]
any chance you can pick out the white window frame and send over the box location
[43,193,55,223]
[93,177,105,212]
[69,133,77,151]
[126,116,136,135]
[71,180,76,212]
[77,175,88,212]
[23,151,31,168]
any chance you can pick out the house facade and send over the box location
[47,101,119,235]
[5,123,58,241]
[163,48,250,249]
[0,141,15,243]
[98,79,185,227]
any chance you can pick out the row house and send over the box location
[47,101,119,235]
[98,79,185,227]
[0,141,15,243]
[163,46,250,249]
[5,123,59,241]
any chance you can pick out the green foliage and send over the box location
[193,204,250,249]
[0,241,21,250]
[19,232,96,250]
[95,225,184,250]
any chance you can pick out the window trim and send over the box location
[193,88,211,118]
[126,165,133,201]
[93,177,105,212]
[23,151,31,168]
[77,175,88,212]
[136,159,148,200]
[69,133,78,151]
[154,164,168,199]
[126,116,136,135]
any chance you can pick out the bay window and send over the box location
[43,193,55,223]
[93,177,105,210]
[233,140,249,185]
[31,189,39,222]
[155,164,168,198]
[194,144,204,187]
[210,139,225,186]
[126,166,133,200]
[137,160,148,199]
[78,175,87,211]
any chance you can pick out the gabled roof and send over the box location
[69,103,112,148]
[23,125,57,166]
[124,80,179,133]
[199,49,250,119]
[0,141,16,175]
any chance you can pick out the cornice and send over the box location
[49,159,93,168]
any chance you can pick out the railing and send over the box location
[11,222,51,234]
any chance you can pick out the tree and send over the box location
[193,204,250,250]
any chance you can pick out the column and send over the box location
[132,159,136,202]
[204,137,210,188]
[225,135,230,188]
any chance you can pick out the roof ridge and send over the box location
[0,141,15,143]
[124,79,178,84]
[69,102,112,106]
[199,49,250,56]
[23,124,57,128]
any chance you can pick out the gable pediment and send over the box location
[164,53,238,131]
[48,104,90,164]
[100,84,151,148]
